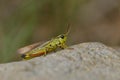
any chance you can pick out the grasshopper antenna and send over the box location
[65,24,71,35]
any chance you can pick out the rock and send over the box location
[0,42,120,80]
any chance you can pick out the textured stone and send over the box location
[0,42,120,80]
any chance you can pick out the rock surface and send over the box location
[0,42,120,80]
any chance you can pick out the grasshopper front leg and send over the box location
[60,43,68,49]
[60,43,74,50]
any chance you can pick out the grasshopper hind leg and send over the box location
[43,49,47,56]
[21,54,26,58]
[21,54,32,60]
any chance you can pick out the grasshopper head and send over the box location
[57,34,67,43]
[56,24,70,44]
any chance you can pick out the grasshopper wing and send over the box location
[17,41,45,54]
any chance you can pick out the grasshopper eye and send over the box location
[60,35,64,39]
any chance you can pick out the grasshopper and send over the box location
[17,25,71,60]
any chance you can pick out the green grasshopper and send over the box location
[18,25,71,60]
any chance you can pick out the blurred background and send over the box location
[0,0,120,63]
